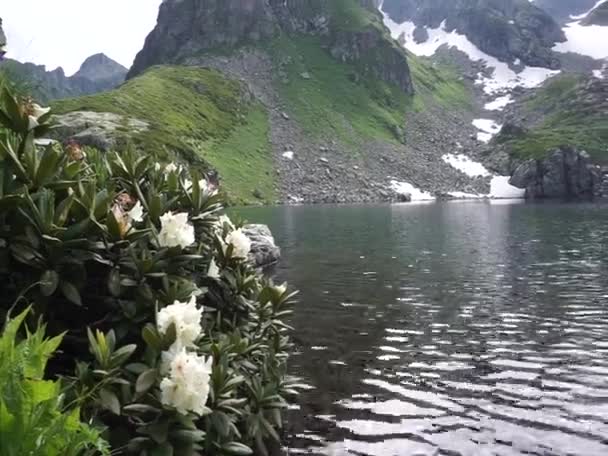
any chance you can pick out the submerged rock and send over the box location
[509,147,599,199]
[243,224,281,268]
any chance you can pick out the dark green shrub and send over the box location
[0,87,297,455]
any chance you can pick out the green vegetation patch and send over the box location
[268,35,410,146]
[194,105,275,204]
[52,66,274,203]
[500,74,608,161]
[406,52,473,112]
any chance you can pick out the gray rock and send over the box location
[300,72,311,80]
[509,147,599,199]
[243,224,281,268]
[51,111,149,150]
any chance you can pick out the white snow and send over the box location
[554,1,608,60]
[282,151,294,160]
[484,94,514,111]
[472,118,502,143]
[380,9,560,94]
[489,176,526,199]
[390,180,436,201]
[442,154,526,200]
[554,23,608,59]
[441,153,491,177]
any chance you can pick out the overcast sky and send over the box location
[2,0,163,75]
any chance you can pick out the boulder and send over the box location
[509,147,599,199]
[242,224,281,268]
[51,111,149,150]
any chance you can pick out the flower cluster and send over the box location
[158,212,195,249]
[225,229,251,259]
[157,296,212,415]
[159,348,213,416]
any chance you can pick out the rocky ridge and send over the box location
[381,0,566,68]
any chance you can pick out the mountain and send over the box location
[0,39,127,103]
[380,0,565,68]
[128,0,413,94]
[72,53,127,87]
[533,0,599,23]
[54,0,499,204]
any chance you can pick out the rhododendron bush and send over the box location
[0,86,297,456]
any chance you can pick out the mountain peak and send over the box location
[74,53,127,82]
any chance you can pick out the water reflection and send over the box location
[235,202,608,456]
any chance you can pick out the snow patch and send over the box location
[554,23,608,59]
[442,153,491,177]
[472,118,502,143]
[380,9,560,94]
[484,94,514,111]
[282,151,294,160]
[442,154,526,200]
[489,176,526,199]
[390,181,436,201]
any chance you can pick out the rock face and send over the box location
[381,0,565,68]
[242,224,281,268]
[582,1,608,26]
[509,147,600,199]
[72,53,128,88]
[0,18,6,54]
[534,0,598,23]
[128,0,413,94]
[51,111,149,150]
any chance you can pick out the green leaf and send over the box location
[40,270,59,296]
[150,443,173,456]
[99,389,121,415]
[136,369,158,394]
[222,442,254,455]
[142,324,162,352]
[60,281,82,306]
[107,268,121,297]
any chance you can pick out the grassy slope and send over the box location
[500,74,608,161]
[266,35,471,148]
[52,66,275,204]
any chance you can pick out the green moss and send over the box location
[52,66,274,203]
[267,35,409,146]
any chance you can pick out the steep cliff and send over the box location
[381,0,565,68]
[128,0,413,94]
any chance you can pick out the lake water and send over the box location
[235,202,608,456]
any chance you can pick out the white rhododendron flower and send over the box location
[160,348,213,415]
[207,258,220,279]
[165,163,178,173]
[184,178,219,196]
[27,104,50,130]
[157,296,203,348]
[154,163,161,171]
[128,201,144,223]
[225,229,251,258]
[275,283,287,296]
[158,212,195,249]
